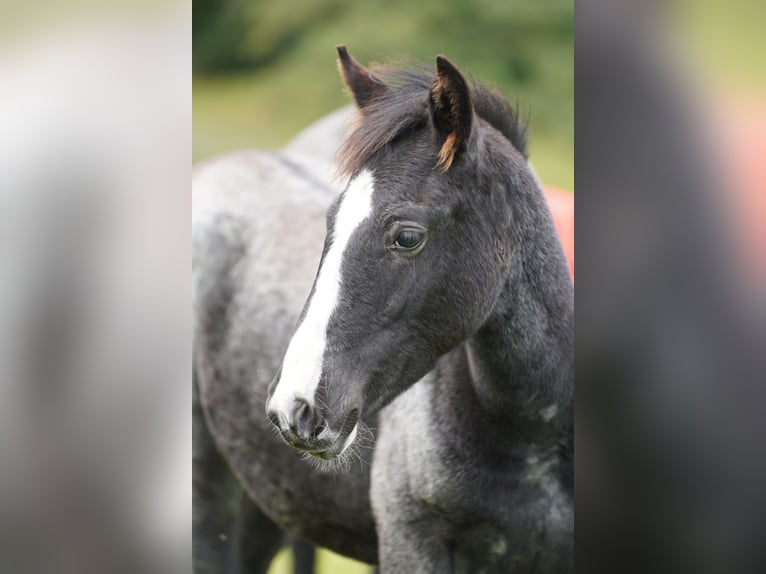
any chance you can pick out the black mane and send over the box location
[338,64,528,176]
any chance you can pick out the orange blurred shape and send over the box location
[718,99,766,283]
[544,186,574,280]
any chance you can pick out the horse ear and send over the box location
[337,45,387,110]
[429,56,473,171]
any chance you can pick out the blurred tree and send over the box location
[193,0,251,72]
[193,0,347,73]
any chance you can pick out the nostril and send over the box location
[295,400,311,428]
[311,419,326,440]
[288,398,323,442]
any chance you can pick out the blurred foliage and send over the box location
[193,0,573,189]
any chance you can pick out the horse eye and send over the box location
[394,229,424,251]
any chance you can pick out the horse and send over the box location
[193,46,573,573]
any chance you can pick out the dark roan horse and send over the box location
[193,46,573,573]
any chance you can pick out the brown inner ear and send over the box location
[437,132,459,172]
[430,55,473,172]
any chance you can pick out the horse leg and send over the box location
[193,371,243,573]
[290,537,316,574]
[376,517,451,574]
[236,494,285,574]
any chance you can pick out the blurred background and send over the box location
[192,0,574,191]
[576,1,766,573]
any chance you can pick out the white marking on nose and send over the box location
[269,169,375,414]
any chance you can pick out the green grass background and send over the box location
[193,0,574,191]
[193,1,572,571]
[268,548,372,574]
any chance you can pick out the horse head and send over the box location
[267,47,535,462]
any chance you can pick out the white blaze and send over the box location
[269,169,375,416]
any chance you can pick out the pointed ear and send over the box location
[337,45,387,110]
[429,56,473,171]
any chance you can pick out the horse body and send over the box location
[374,367,571,572]
[192,150,378,568]
[194,47,573,573]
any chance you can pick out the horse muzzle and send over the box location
[267,398,359,459]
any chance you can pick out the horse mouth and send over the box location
[307,422,359,460]
[295,412,358,460]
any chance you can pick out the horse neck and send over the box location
[456,185,574,430]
